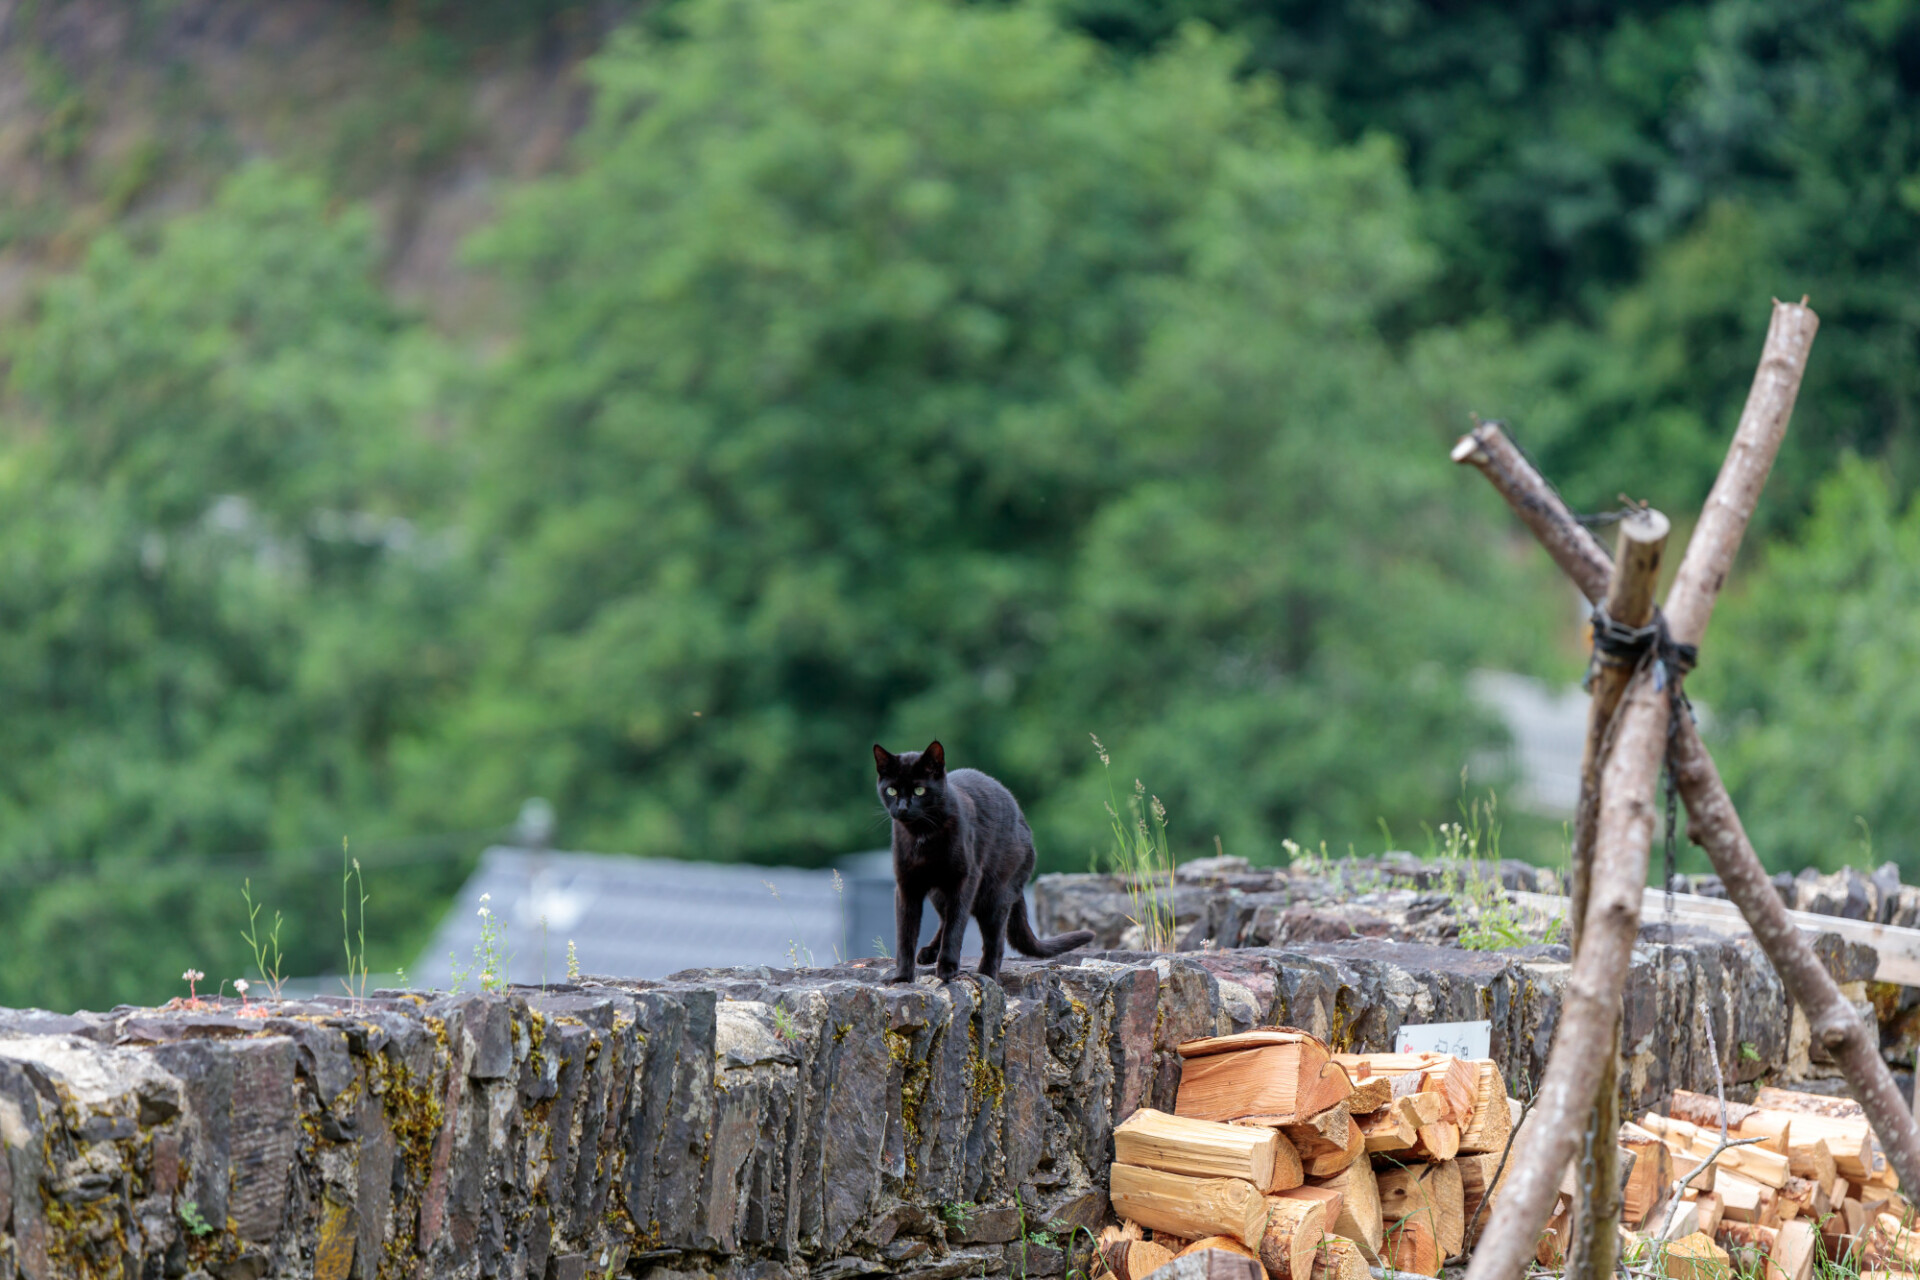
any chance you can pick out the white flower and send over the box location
[478,906,490,918]
[233,979,250,995]
[182,969,204,983]
[479,893,491,902]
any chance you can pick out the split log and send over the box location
[1273,1186,1343,1241]
[1776,1175,1821,1221]
[1315,1159,1382,1257]
[1536,1197,1570,1268]
[1101,1236,1176,1280]
[1265,1130,1305,1193]
[1382,1217,1441,1277]
[1139,1249,1265,1280]
[1179,1236,1265,1265]
[1288,1108,1363,1178]
[1110,1164,1268,1250]
[1716,1172,1777,1226]
[1430,1159,1466,1258]
[1347,1078,1392,1114]
[1669,1090,1792,1156]
[1876,1214,1920,1269]
[1310,1236,1369,1280]
[1620,1126,1675,1225]
[1566,508,1667,1280]
[1694,1192,1724,1240]
[1661,1231,1732,1280]
[1459,1062,1513,1155]
[1376,1165,1438,1226]
[1754,1089,1864,1120]
[1358,1101,1421,1155]
[1179,1032,1354,1124]
[1258,1196,1326,1280]
[1458,1152,1506,1249]
[1155,1231,1196,1253]
[1774,1220,1819,1280]
[1659,1198,1701,1241]
[1333,1055,1475,1126]
[1789,1139,1836,1188]
[1640,1114,1791,1187]
[1718,1223,1785,1280]
[1411,1121,1460,1163]
[1118,1109,1281,1188]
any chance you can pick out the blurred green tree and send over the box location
[0,166,470,1010]
[1703,457,1920,876]
[408,0,1559,869]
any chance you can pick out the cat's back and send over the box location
[947,768,1025,834]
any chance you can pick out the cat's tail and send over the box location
[1008,897,1095,958]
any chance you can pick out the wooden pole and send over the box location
[1668,718,1920,1196]
[1458,299,1819,1280]
[1566,509,1669,1280]
[1453,423,1920,1202]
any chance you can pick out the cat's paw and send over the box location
[916,944,939,965]
[934,963,961,982]
[887,968,917,984]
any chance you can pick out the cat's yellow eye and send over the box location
[886,786,898,796]
[914,786,925,796]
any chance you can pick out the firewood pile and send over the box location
[1553,1085,1911,1280]
[1096,1029,1513,1280]
[1094,1028,1915,1280]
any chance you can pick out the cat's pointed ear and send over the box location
[921,740,945,774]
[873,743,895,772]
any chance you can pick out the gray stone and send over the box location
[900,1246,1005,1280]
[950,1205,1020,1244]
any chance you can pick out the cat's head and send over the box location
[873,740,947,825]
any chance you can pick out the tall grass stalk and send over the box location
[1091,735,1177,952]
[341,840,370,1001]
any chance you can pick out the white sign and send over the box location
[1395,1019,1491,1059]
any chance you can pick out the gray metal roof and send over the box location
[409,846,982,987]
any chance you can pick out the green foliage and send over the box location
[1704,458,1920,877]
[413,0,1553,870]
[1058,1,1920,527]
[0,165,470,1010]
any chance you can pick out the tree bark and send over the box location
[1567,509,1669,1280]
[1458,299,1819,1280]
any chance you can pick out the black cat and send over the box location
[874,740,1095,981]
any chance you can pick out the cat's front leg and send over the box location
[891,884,925,983]
[917,890,946,965]
[934,875,978,981]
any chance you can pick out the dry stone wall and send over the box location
[0,927,1877,1280]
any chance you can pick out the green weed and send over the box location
[1092,735,1177,952]
[239,878,286,1000]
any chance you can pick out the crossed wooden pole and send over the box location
[1450,300,1920,1280]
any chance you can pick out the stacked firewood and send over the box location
[1531,1085,1911,1280]
[1095,1029,1515,1280]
